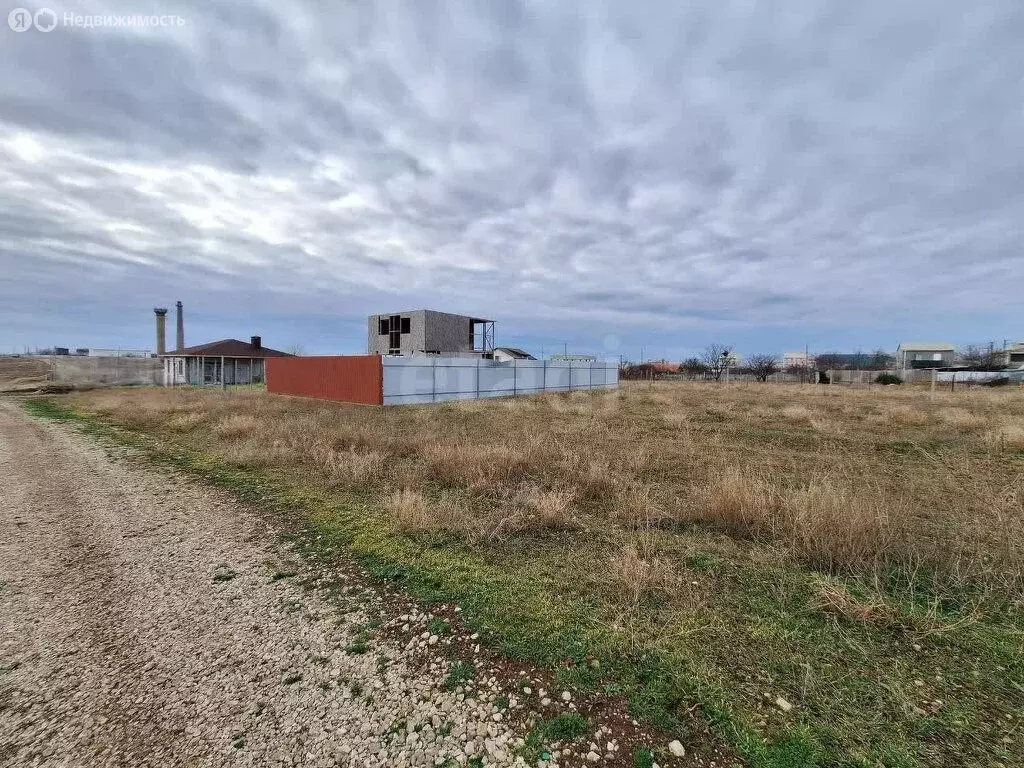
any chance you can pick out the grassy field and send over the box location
[36,382,1024,767]
[0,356,51,392]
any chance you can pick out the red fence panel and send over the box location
[266,356,383,405]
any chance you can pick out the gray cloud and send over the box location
[2,0,1023,354]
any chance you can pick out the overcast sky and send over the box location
[2,0,1022,360]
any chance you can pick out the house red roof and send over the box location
[645,361,679,373]
[163,339,292,358]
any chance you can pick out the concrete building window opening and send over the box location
[471,320,495,354]
[378,314,412,355]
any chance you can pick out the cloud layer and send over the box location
[2,0,1023,354]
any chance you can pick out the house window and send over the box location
[381,315,410,354]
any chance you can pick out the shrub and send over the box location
[874,373,903,385]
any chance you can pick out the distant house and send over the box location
[997,343,1024,369]
[896,342,955,371]
[815,351,894,370]
[492,347,537,362]
[161,336,292,386]
[367,309,494,357]
[646,361,680,374]
[782,352,813,369]
[621,361,679,380]
[86,348,151,358]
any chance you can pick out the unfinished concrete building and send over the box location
[367,310,495,357]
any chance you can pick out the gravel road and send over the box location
[0,402,550,768]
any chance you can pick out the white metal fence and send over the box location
[381,357,618,405]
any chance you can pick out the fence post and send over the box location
[431,357,437,403]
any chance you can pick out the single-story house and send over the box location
[997,343,1024,369]
[492,347,537,362]
[896,342,955,370]
[161,336,292,386]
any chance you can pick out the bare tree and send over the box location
[680,357,709,380]
[746,353,780,382]
[786,362,814,383]
[699,344,731,381]
[815,351,845,372]
[868,348,893,370]
[959,344,1001,370]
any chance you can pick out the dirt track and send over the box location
[0,402,536,768]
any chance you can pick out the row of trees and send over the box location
[678,345,782,382]
[957,344,1006,370]
[677,346,897,382]
[624,341,1016,382]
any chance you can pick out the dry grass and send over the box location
[68,381,1024,595]
[610,544,680,608]
[984,420,1024,452]
[0,356,51,392]
[514,484,579,529]
[211,413,261,438]
[812,581,893,624]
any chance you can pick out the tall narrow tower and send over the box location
[153,308,168,355]
[175,301,184,351]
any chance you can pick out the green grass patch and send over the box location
[442,660,476,691]
[521,713,589,762]
[426,616,452,636]
[25,396,1024,768]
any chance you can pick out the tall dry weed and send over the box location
[695,468,905,573]
[211,414,261,439]
[513,484,579,530]
[387,489,435,534]
[611,483,671,528]
[984,422,1024,453]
